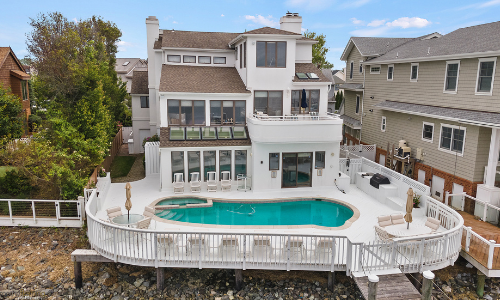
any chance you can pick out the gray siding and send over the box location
[345,47,365,83]
[473,126,491,181]
[343,90,361,122]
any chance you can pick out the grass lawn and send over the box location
[0,166,17,177]
[110,156,136,178]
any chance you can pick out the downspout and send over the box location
[359,62,366,151]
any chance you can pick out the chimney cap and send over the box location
[146,16,158,21]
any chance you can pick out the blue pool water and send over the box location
[156,198,206,206]
[156,200,353,227]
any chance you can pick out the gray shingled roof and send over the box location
[338,83,363,91]
[374,100,500,127]
[340,115,361,129]
[351,37,414,57]
[369,21,500,63]
[293,63,330,82]
[159,30,239,50]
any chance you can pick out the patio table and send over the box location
[112,214,144,227]
[385,223,432,238]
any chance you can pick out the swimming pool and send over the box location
[156,197,206,206]
[155,199,354,227]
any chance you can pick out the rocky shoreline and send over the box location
[1,227,499,299]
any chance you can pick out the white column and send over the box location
[485,128,500,187]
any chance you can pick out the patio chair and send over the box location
[315,238,335,263]
[137,217,152,230]
[425,217,440,232]
[377,215,392,227]
[106,206,123,220]
[143,206,156,229]
[157,234,179,258]
[219,235,240,260]
[390,214,405,225]
[284,237,305,261]
[252,235,272,259]
[190,172,201,193]
[374,225,394,241]
[221,171,231,192]
[207,171,217,192]
[173,173,184,194]
[187,235,207,259]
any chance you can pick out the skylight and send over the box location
[296,72,308,79]
[306,73,319,79]
[122,61,130,66]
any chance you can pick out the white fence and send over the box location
[340,144,376,161]
[122,127,133,144]
[0,198,84,227]
[85,188,463,274]
[445,192,500,225]
[339,157,362,183]
[145,142,160,176]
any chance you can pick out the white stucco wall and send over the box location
[295,43,313,63]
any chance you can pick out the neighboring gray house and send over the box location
[321,69,345,112]
[115,58,148,93]
[339,21,500,207]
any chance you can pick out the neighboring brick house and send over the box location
[0,47,31,126]
[339,22,500,208]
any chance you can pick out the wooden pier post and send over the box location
[74,261,82,289]
[328,272,335,292]
[157,267,165,292]
[235,269,243,290]
[368,275,379,300]
[421,271,434,300]
[477,270,486,297]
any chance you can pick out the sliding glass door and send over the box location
[282,152,312,188]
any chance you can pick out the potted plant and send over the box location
[413,194,421,208]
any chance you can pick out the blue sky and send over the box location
[1,0,499,70]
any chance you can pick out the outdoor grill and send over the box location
[370,173,390,189]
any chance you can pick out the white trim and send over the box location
[161,47,233,53]
[349,61,354,80]
[438,123,466,156]
[422,121,434,143]
[359,60,363,74]
[355,94,360,115]
[410,63,419,82]
[443,60,460,94]
[387,64,394,81]
[475,57,497,96]
[381,116,386,132]
[370,65,381,74]
[361,50,500,64]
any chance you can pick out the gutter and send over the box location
[364,50,500,65]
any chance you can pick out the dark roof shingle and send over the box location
[351,37,415,57]
[159,30,239,50]
[131,70,149,94]
[244,27,301,35]
[160,127,252,148]
[159,65,250,94]
[293,63,331,82]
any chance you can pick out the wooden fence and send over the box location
[86,127,123,188]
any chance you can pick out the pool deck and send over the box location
[96,174,432,243]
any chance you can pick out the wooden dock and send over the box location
[353,273,421,300]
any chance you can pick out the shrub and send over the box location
[0,170,34,198]
[142,134,160,148]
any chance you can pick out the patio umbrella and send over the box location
[404,187,414,229]
[301,89,308,109]
[125,182,132,223]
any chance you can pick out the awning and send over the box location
[340,114,362,129]
[374,100,500,128]
[10,70,30,80]
[338,83,363,91]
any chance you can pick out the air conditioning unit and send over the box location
[396,140,411,157]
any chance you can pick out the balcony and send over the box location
[247,113,343,143]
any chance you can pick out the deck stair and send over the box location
[353,272,421,300]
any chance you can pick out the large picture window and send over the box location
[235,150,247,176]
[256,41,286,68]
[291,90,320,114]
[254,91,283,116]
[168,100,205,125]
[187,151,200,181]
[171,151,184,182]
[476,58,496,95]
[439,124,466,155]
[203,151,216,181]
[219,150,231,178]
[210,100,246,125]
[444,61,460,93]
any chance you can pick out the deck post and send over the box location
[367,274,378,300]
[327,272,335,292]
[74,261,82,289]
[487,240,495,269]
[235,269,243,291]
[157,267,165,292]
[421,270,434,300]
[477,270,486,297]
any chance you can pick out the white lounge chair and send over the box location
[187,235,207,258]
[190,172,201,193]
[137,217,151,229]
[425,217,440,232]
[377,215,392,227]
[221,171,231,192]
[219,235,240,260]
[157,234,179,258]
[284,237,305,261]
[173,173,184,194]
[252,235,271,259]
[390,214,405,225]
[106,206,123,220]
[315,238,335,263]
[207,171,217,192]
[143,206,156,229]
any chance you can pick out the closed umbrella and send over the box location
[125,182,132,222]
[404,187,414,229]
[301,89,308,110]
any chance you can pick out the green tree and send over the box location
[0,85,24,139]
[335,90,344,110]
[304,31,333,69]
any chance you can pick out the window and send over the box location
[254,91,283,116]
[235,150,247,176]
[167,55,181,63]
[244,42,247,68]
[219,150,231,178]
[444,61,460,93]
[239,44,243,68]
[387,65,394,81]
[291,90,320,114]
[439,124,466,155]
[210,100,246,125]
[359,61,363,74]
[140,96,149,108]
[171,151,184,182]
[183,55,196,63]
[168,100,206,125]
[269,153,280,170]
[256,41,286,67]
[475,58,497,95]
[214,57,226,64]
[187,151,200,181]
[203,151,216,181]
[410,63,419,82]
[315,151,325,169]
[21,80,28,100]
[422,122,434,142]
[381,116,386,132]
[370,66,380,74]
[199,56,211,64]
[349,61,354,79]
[355,95,360,114]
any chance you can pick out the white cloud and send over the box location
[117,41,133,52]
[221,14,225,17]
[386,17,431,29]
[350,18,364,25]
[341,0,371,8]
[480,0,500,7]
[172,21,178,24]
[72,18,79,23]
[367,19,387,27]
[285,0,333,11]
[301,27,306,33]
[244,15,279,27]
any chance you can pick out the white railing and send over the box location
[339,157,362,183]
[252,113,339,121]
[85,187,463,274]
[0,198,84,227]
[145,141,160,176]
[445,192,500,224]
